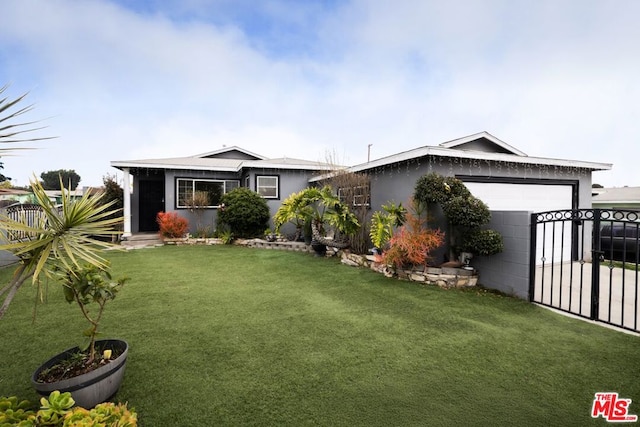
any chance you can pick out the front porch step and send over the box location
[120,233,163,248]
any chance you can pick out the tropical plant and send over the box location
[382,199,444,268]
[156,211,189,239]
[369,201,407,251]
[217,187,270,238]
[274,186,360,249]
[273,190,313,240]
[0,84,54,147]
[0,178,122,320]
[57,264,127,364]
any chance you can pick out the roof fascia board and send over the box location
[346,146,611,174]
[191,146,267,160]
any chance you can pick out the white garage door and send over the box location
[463,182,572,212]
[463,182,575,264]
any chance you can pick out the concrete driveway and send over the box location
[533,261,640,332]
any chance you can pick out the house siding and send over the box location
[366,154,593,213]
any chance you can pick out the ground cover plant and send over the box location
[1,245,639,426]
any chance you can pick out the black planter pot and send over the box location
[311,241,327,257]
[31,339,129,408]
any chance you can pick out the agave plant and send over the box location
[0,177,122,319]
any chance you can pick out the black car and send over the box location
[599,223,640,262]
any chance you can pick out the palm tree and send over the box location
[0,84,54,146]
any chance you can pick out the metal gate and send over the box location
[530,209,640,333]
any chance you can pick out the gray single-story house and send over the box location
[111,131,611,239]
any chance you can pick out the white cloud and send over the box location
[0,0,638,188]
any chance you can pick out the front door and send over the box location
[138,180,165,232]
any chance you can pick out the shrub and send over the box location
[414,173,470,205]
[413,172,503,260]
[382,200,444,268]
[156,211,189,238]
[460,229,504,256]
[442,195,491,229]
[218,188,270,238]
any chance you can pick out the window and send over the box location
[256,175,279,199]
[176,179,240,208]
[338,184,370,207]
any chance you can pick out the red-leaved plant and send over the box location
[156,211,189,238]
[382,199,444,268]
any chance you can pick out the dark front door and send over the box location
[139,180,165,232]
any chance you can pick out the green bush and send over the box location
[442,196,491,229]
[414,173,470,205]
[218,188,270,238]
[461,229,504,256]
[413,172,503,260]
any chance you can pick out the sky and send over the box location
[0,0,638,188]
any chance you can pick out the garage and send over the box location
[463,180,578,264]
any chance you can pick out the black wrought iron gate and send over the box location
[530,209,640,333]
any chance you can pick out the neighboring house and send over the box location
[592,186,640,210]
[111,132,612,238]
[0,188,33,207]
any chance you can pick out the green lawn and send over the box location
[1,245,639,426]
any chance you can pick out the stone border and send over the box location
[340,252,478,289]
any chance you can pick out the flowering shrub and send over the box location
[156,211,189,238]
[382,200,444,268]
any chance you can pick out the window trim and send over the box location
[256,175,280,199]
[175,178,240,209]
[338,184,371,207]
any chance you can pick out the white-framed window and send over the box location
[338,184,370,207]
[256,175,279,199]
[176,178,240,208]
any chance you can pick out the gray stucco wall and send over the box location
[132,168,320,235]
[471,210,532,299]
[367,155,593,212]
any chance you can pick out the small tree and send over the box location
[218,188,270,238]
[414,172,503,262]
[41,169,81,190]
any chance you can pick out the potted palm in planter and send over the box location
[0,178,128,408]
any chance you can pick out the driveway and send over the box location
[533,261,639,332]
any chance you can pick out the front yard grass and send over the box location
[1,245,639,426]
